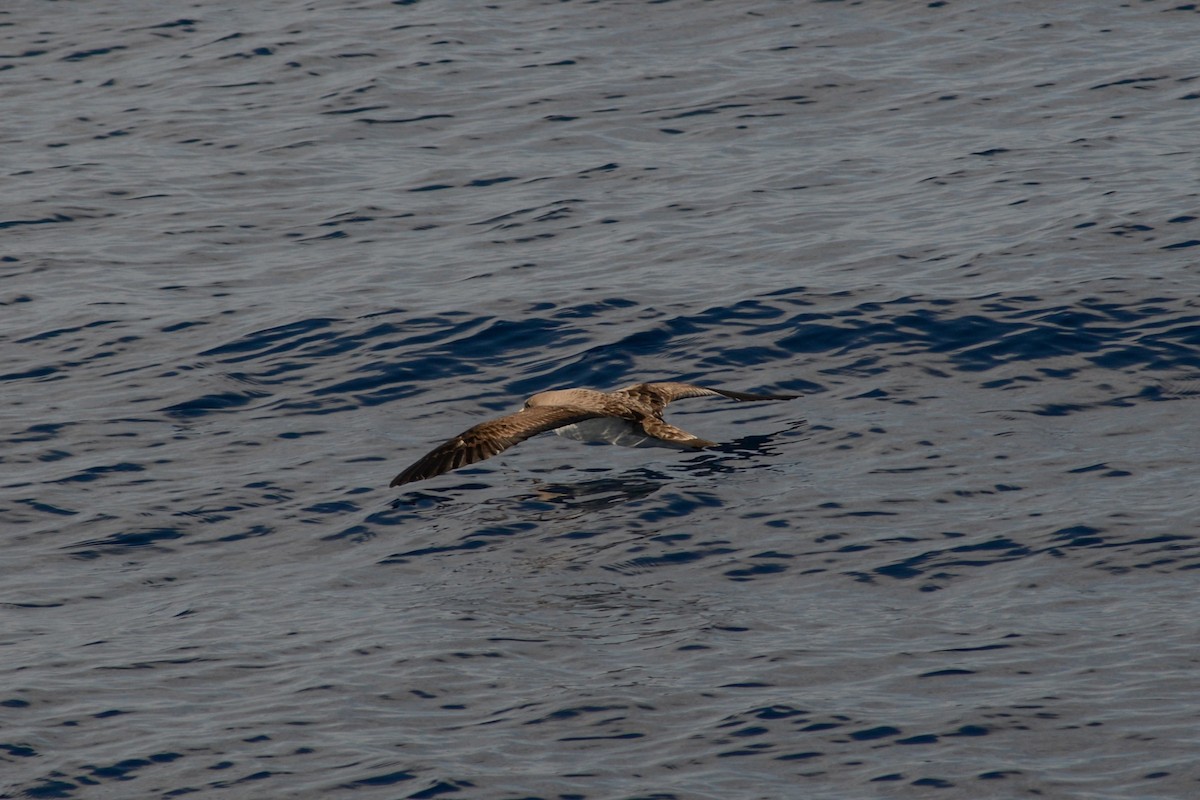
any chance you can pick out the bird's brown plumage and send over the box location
[615,382,799,412]
[389,405,605,487]
[389,381,799,487]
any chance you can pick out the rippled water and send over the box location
[4,1,1200,798]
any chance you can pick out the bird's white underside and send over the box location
[553,418,691,449]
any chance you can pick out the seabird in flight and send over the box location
[389,381,799,487]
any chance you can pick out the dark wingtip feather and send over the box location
[389,463,428,487]
[719,390,801,402]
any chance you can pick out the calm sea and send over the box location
[3,1,1199,798]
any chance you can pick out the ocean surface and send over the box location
[3,1,1199,798]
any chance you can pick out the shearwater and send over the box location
[389,382,799,487]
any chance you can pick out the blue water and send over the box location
[3,1,1200,798]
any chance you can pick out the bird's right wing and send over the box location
[389,405,605,487]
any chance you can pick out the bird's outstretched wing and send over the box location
[637,416,717,449]
[390,405,605,487]
[615,382,800,413]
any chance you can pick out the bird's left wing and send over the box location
[389,405,604,487]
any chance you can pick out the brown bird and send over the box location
[389,382,799,487]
